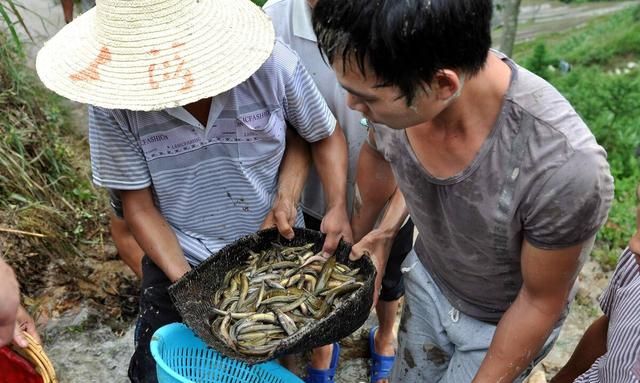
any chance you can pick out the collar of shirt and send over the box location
[164,91,230,131]
[292,0,316,42]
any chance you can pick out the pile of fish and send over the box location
[209,243,364,356]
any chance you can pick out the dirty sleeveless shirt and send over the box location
[372,53,614,323]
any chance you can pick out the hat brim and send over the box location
[36,0,275,111]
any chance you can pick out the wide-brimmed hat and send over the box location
[36,0,275,111]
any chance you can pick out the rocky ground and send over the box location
[40,257,613,383]
[7,0,633,381]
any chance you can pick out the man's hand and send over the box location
[264,126,310,240]
[0,259,20,347]
[309,123,350,254]
[350,229,394,306]
[261,194,297,240]
[13,305,40,348]
[320,205,352,257]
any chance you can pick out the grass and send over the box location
[514,5,640,269]
[0,0,29,52]
[0,30,118,309]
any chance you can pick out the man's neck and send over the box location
[184,97,213,127]
[426,53,511,139]
[403,53,512,179]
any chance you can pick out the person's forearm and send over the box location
[473,291,566,382]
[122,190,190,282]
[376,189,409,237]
[311,124,348,211]
[277,128,311,205]
[551,315,608,383]
[475,239,583,382]
[351,142,398,242]
[61,0,74,23]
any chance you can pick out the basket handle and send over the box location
[11,331,58,383]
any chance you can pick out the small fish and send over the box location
[274,308,298,336]
[209,242,364,356]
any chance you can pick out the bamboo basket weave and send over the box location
[169,227,376,364]
[11,332,58,383]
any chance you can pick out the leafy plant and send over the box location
[517,6,640,256]
[0,30,109,298]
[0,0,32,55]
[523,43,554,80]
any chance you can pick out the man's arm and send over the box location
[261,127,311,239]
[121,188,191,282]
[311,122,353,255]
[349,133,408,302]
[351,132,403,242]
[473,240,584,383]
[61,0,74,23]
[550,315,608,383]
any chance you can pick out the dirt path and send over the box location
[514,0,639,42]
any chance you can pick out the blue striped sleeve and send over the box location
[600,248,636,316]
[88,107,151,190]
[279,49,336,142]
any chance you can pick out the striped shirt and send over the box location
[88,40,336,265]
[575,248,640,383]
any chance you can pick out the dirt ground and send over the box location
[40,258,612,383]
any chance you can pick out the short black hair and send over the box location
[312,0,492,104]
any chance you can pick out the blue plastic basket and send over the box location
[150,323,304,383]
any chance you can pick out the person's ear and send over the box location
[432,70,464,103]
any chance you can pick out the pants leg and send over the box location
[390,251,454,382]
[391,250,563,383]
[440,316,561,383]
[128,256,182,383]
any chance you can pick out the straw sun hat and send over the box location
[36,0,275,111]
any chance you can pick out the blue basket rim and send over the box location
[150,322,303,383]
[150,323,196,383]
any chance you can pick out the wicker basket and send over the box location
[11,332,58,383]
[169,227,376,364]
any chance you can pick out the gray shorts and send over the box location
[391,250,562,382]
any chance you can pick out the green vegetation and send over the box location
[0,31,109,297]
[516,5,640,268]
[0,0,32,54]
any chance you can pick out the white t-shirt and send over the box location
[264,0,367,219]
